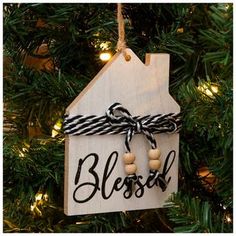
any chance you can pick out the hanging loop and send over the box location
[117,3,131,61]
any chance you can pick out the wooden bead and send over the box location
[125,164,137,175]
[148,148,161,160]
[149,160,161,170]
[123,153,135,164]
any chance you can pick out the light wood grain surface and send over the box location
[65,49,180,215]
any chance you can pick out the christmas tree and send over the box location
[3,3,233,233]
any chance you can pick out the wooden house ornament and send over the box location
[64,49,181,216]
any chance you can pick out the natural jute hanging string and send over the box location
[116,3,131,61]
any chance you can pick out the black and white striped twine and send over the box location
[63,102,181,153]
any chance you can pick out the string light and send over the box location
[35,192,43,201]
[43,193,49,201]
[51,120,62,137]
[18,143,30,158]
[30,204,35,212]
[225,214,232,223]
[99,52,111,61]
[98,41,112,61]
[100,42,110,50]
[198,82,219,98]
[19,151,25,158]
[30,192,49,216]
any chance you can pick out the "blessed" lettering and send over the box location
[73,150,176,203]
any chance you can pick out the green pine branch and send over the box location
[3,3,233,233]
[165,192,232,233]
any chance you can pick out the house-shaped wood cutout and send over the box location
[65,48,180,216]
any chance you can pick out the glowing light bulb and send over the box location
[210,85,218,94]
[19,151,25,158]
[226,215,232,223]
[51,120,62,138]
[99,52,111,61]
[198,83,219,98]
[100,42,110,50]
[30,204,35,211]
[18,144,30,158]
[43,193,49,201]
[35,192,43,201]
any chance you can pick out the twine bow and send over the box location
[106,103,171,193]
[64,103,181,138]
[106,102,157,153]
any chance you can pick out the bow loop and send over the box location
[106,103,157,152]
[106,103,132,124]
[106,103,144,132]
